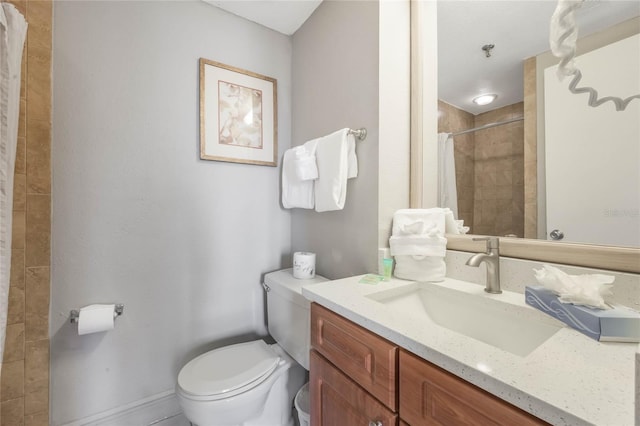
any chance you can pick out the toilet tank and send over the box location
[264,269,328,370]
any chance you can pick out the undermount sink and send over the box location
[366,280,562,357]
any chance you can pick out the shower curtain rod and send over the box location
[451,116,524,137]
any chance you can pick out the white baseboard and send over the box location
[62,390,185,426]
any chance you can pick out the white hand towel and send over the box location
[346,130,358,178]
[314,130,350,212]
[392,208,446,237]
[389,235,447,257]
[282,148,314,209]
[293,140,319,181]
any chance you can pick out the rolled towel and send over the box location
[389,235,447,257]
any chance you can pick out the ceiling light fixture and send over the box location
[473,94,497,106]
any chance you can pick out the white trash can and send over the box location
[294,382,310,426]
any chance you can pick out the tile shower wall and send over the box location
[438,101,525,237]
[1,1,52,426]
[473,102,524,237]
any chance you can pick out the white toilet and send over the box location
[176,269,327,426]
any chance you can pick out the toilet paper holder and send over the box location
[69,304,125,323]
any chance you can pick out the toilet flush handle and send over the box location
[261,282,270,292]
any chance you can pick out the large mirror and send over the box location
[435,1,639,250]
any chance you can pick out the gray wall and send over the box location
[291,0,380,279]
[51,2,292,424]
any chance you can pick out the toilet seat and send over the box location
[177,340,280,401]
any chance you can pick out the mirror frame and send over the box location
[410,1,640,274]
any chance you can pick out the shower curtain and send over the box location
[0,2,27,369]
[438,133,458,218]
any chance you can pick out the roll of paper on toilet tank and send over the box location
[293,252,316,279]
[77,304,116,335]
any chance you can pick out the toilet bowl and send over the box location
[176,341,305,426]
[176,269,328,426]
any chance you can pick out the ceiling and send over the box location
[438,0,640,115]
[205,0,639,115]
[204,0,322,35]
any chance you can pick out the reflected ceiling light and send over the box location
[473,94,497,105]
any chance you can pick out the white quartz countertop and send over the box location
[301,275,639,426]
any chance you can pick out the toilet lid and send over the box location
[178,340,280,397]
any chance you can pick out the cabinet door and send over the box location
[399,350,548,426]
[311,350,398,426]
[311,303,398,410]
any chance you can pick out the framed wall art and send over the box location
[199,58,277,166]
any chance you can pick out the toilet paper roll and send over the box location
[77,304,116,335]
[293,252,316,279]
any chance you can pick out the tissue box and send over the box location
[525,286,640,342]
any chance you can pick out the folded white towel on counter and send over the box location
[293,140,319,181]
[282,147,314,209]
[392,208,446,237]
[393,255,446,282]
[389,235,447,257]
[389,208,449,281]
[314,129,353,212]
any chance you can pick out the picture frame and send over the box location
[199,58,278,166]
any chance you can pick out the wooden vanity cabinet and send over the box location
[399,350,549,426]
[310,303,398,426]
[309,303,548,426]
[310,303,397,410]
[310,350,398,426]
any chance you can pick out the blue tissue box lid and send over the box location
[525,286,640,342]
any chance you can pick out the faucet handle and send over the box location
[472,236,499,251]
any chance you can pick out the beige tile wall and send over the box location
[1,1,51,425]
[473,102,525,237]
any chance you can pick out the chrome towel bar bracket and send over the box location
[348,128,367,141]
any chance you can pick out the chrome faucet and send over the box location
[466,237,502,294]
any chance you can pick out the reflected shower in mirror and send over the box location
[438,102,525,238]
[436,0,640,247]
